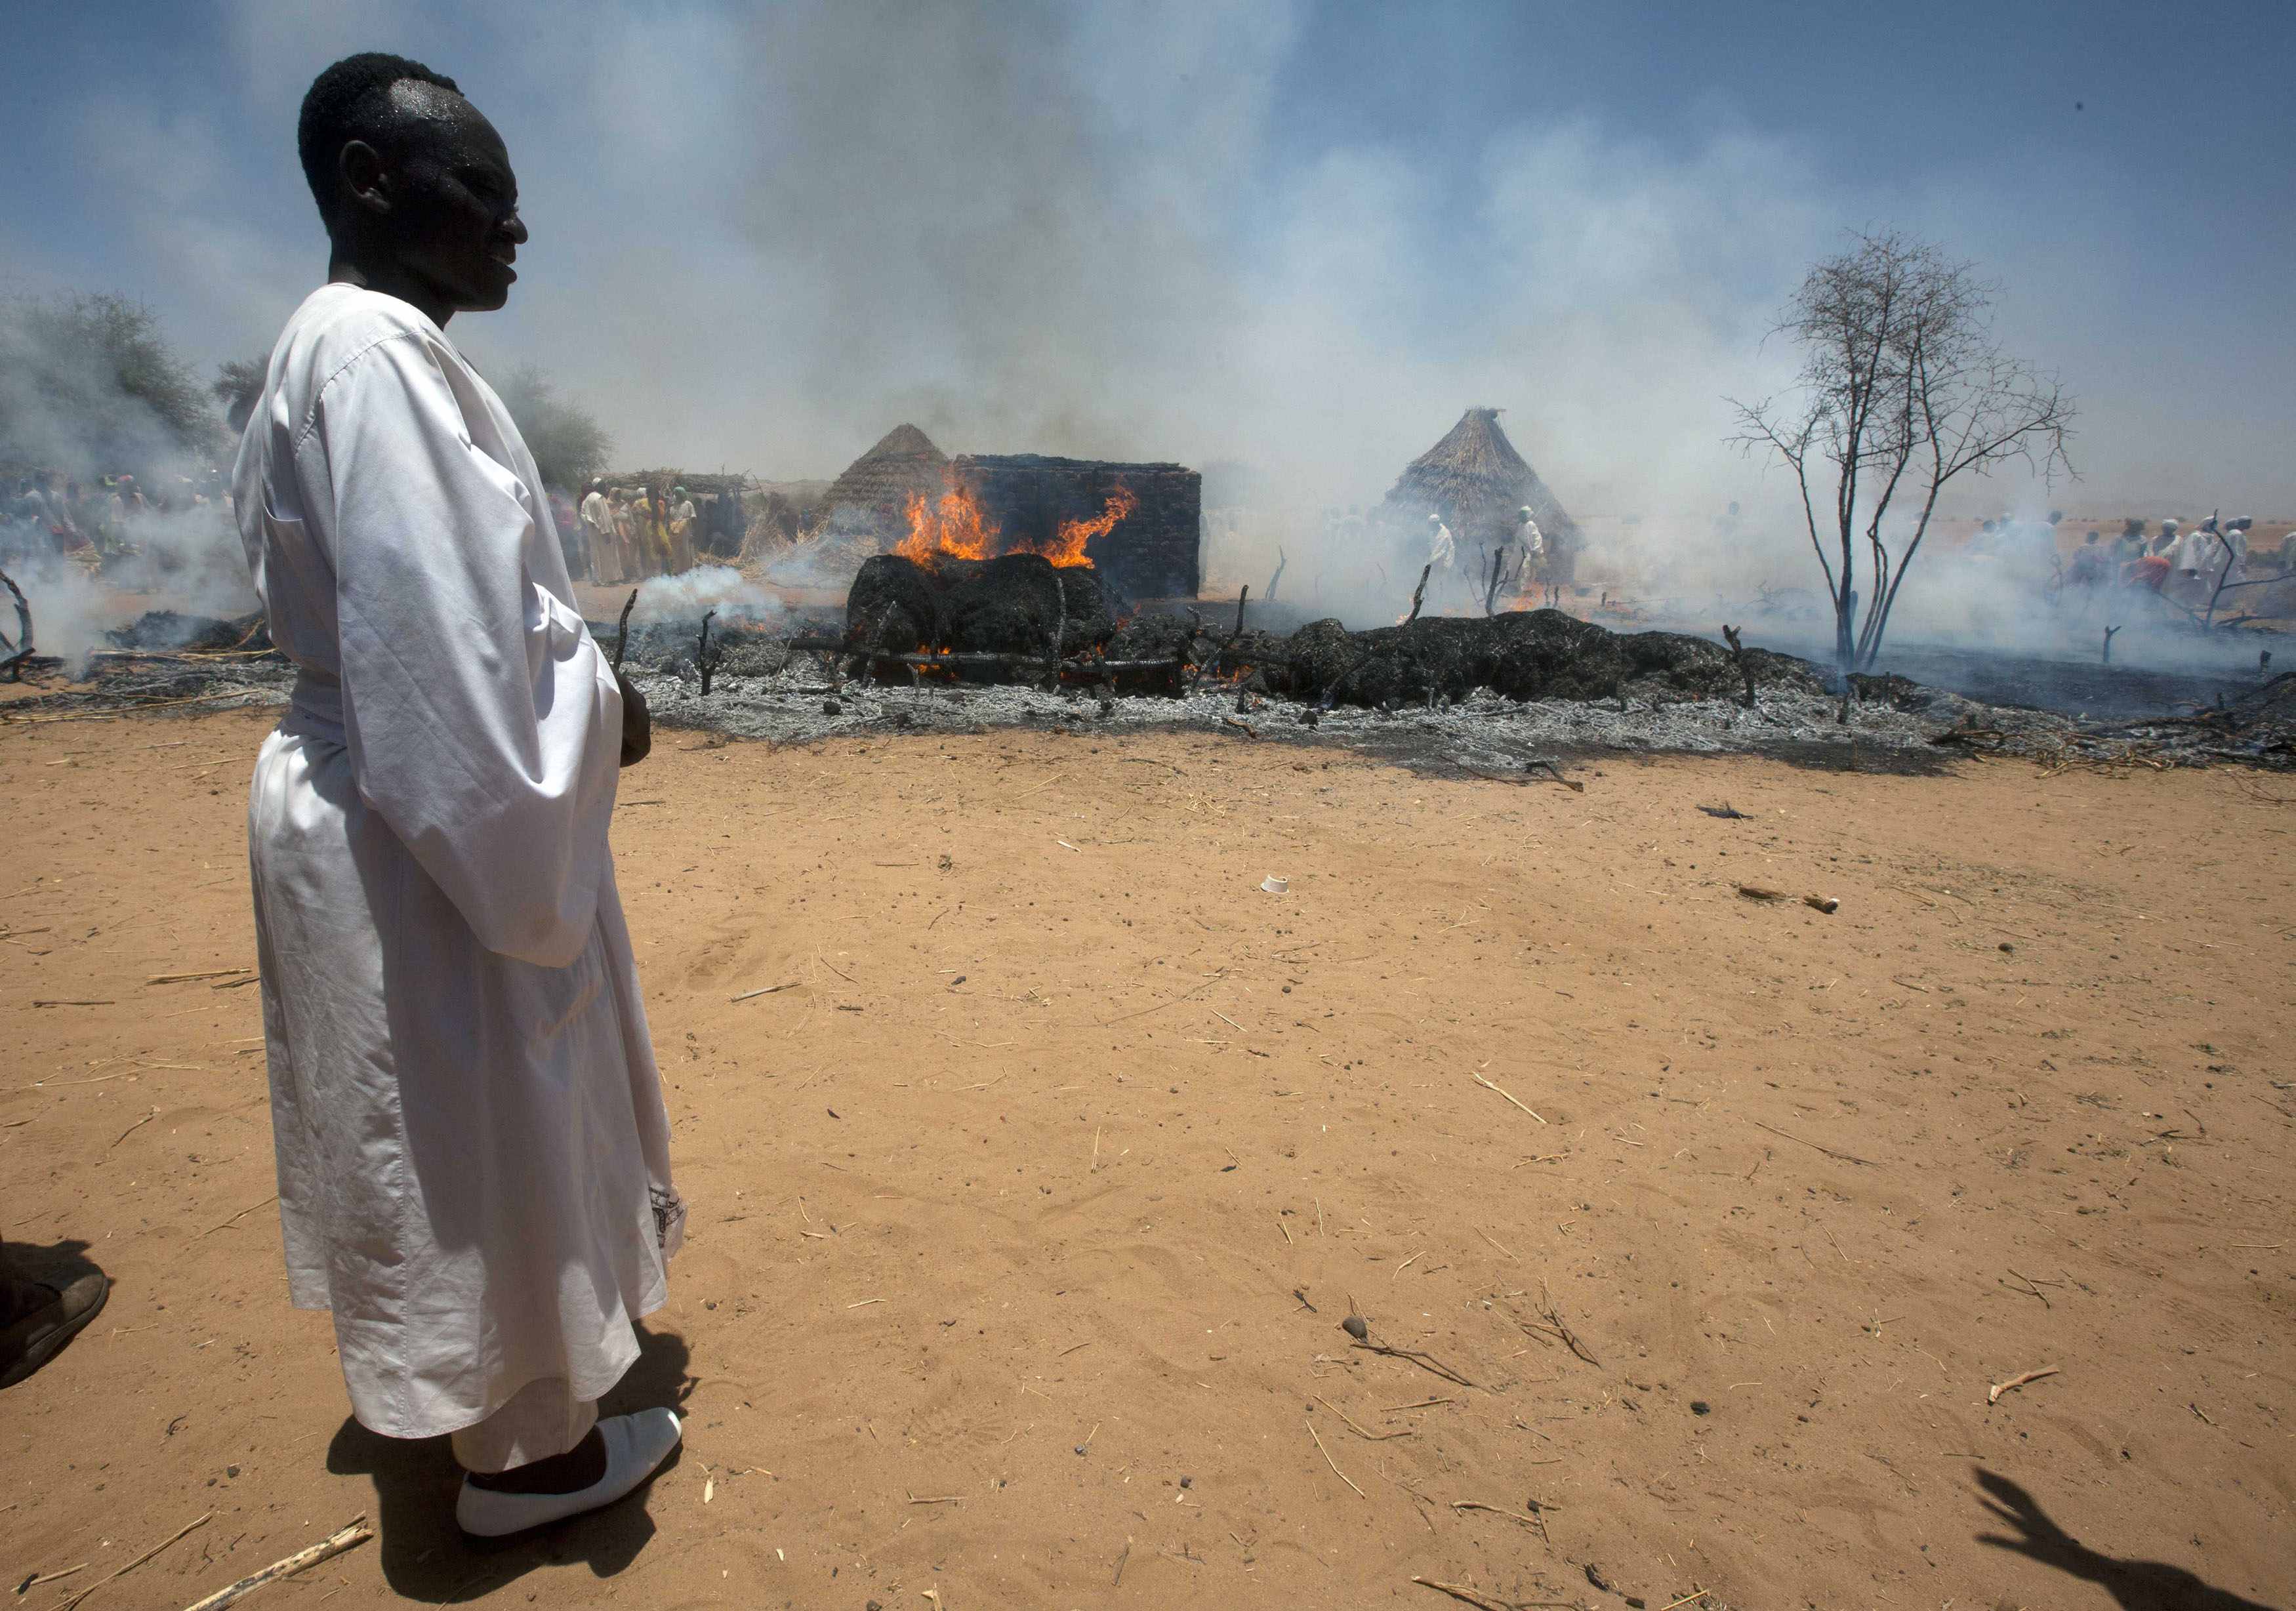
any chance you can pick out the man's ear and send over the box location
[337,139,392,220]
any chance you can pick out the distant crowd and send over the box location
[558,480,745,586]
[2,466,235,569]
[1954,510,2292,613]
[2058,514,2294,601]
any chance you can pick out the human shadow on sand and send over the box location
[1975,1470,2278,1610]
[325,1322,693,1602]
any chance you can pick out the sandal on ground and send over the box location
[455,1408,682,1537]
[0,1272,111,1389]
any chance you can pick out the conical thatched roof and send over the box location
[823,424,950,525]
[1384,408,1582,565]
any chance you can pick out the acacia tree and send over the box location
[1730,231,2075,671]
[491,364,612,492]
[0,292,218,472]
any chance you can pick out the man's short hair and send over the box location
[297,52,463,224]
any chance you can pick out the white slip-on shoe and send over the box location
[455,1408,682,1538]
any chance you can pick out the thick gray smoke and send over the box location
[25,1,2278,671]
[0,291,256,668]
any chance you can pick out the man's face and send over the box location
[367,84,528,314]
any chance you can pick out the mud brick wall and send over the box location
[953,454,1201,602]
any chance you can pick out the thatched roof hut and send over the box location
[1383,408,1582,579]
[823,424,951,530]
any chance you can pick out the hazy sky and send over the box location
[5,0,2292,517]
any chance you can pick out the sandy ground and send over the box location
[3,708,2292,1611]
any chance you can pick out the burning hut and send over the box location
[951,455,1200,602]
[821,424,952,537]
[832,455,1199,665]
[1384,407,1582,582]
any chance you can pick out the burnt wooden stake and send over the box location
[855,602,901,688]
[695,609,722,696]
[1404,563,1432,626]
[2102,623,2120,664]
[1720,623,1757,709]
[609,588,638,672]
[0,567,33,683]
[1188,584,1250,693]
[1484,550,1505,617]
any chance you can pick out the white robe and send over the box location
[581,491,617,582]
[2171,528,2218,577]
[1429,521,1456,569]
[233,284,682,1442]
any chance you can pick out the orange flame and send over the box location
[894,482,1135,570]
[1029,485,1138,568]
[895,487,999,567]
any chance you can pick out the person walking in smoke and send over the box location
[232,51,684,1538]
[1514,504,1545,590]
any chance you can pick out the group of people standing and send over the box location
[2065,514,2292,599]
[3,468,230,567]
[568,480,698,584]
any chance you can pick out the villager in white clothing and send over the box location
[581,481,619,582]
[1427,511,1456,572]
[237,51,682,1539]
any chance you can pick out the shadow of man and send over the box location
[325,1322,692,1601]
[1975,1469,2279,1611]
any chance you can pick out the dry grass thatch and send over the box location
[823,424,951,523]
[1384,407,1582,558]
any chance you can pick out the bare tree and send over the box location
[1730,231,2075,672]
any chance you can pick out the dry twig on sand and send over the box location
[1988,1366,2060,1404]
[192,1194,279,1240]
[1748,1118,1876,1167]
[179,1517,372,1610]
[1305,1417,1364,1497]
[1313,1395,1412,1441]
[1409,1576,1578,1611]
[109,1107,158,1151]
[1472,1069,1547,1124]
[55,1513,209,1611]
[13,1564,85,1595]
[1452,1498,1551,1543]
[1350,1337,1479,1390]
[1517,1286,1601,1368]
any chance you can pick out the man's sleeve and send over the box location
[302,331,621,968]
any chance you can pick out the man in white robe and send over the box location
[581,479,619,583]
[234,52,684,1538]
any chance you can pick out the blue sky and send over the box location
[4,0,2291,515]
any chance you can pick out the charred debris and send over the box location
[7,590,2292,773]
